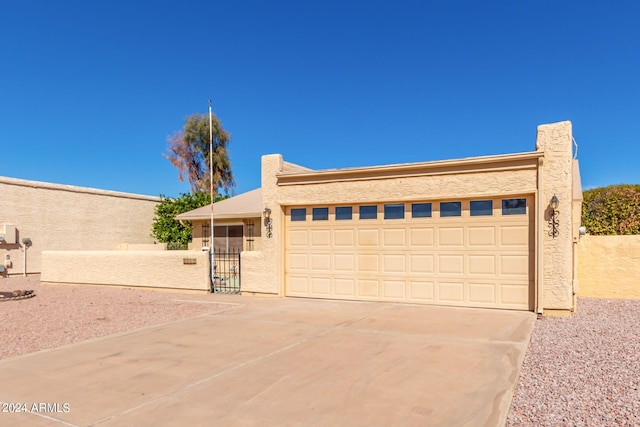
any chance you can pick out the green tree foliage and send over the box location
[151,192,212,247]
[582,184,640,235]
[164,113,234,194]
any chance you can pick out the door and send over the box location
[284,196,534,310]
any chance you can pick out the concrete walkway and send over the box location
[0,295,535,427]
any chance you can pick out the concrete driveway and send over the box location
[0,295,535,427]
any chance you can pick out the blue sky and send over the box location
[2,1,639,197]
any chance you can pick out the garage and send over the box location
[285,196,534,310]
[197,120,579,315]
[172,121,579,314]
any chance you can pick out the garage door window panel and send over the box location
[335,206,352,220]
[291,208,307,221]
[384,204,405,219]
[502,198,527,215]
[412,203,432,218]
[359,205,377,220]
[440,202,462,217]
[470,200,493,216]
[312,207,329,221]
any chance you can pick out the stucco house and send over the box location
[178,120,582,315]
[176,188,263,252]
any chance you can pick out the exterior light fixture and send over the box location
[578,226,587,237]
[548,194,559,238]
[263,207,273,238]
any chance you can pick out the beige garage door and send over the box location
[285,196,534,310]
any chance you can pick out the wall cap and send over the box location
[0,176,161,202]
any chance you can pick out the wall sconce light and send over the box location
[548,194,559,238]
[263,207,273,238]
[578,226,587,237]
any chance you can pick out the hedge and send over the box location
[582,184,640,235]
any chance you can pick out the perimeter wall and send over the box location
[0,177,160,275]
[41,250,209,291]
[578,235,640,299]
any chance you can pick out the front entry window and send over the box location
[214,225,243,252]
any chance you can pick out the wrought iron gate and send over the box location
[211,248,241,293]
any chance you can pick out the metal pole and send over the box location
[209,100,215,292]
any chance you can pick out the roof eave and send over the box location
[176,212,262,221]
[277,151,543,186]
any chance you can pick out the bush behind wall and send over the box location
[582,184,640,235]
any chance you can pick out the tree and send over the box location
[164,113,234,194]
[151,192,230,248]
[151,192,211,248]
[582,184,640,235]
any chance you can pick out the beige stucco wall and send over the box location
[277,167,538,205]
[535,121,576,312]
[578,235,640,299]
[118,243,167,251]
[571,160,584,308]
[248,154,286,295]
[0,177,159,275]
[240,250,272,294]
[41,250,209,291]
[236,155,298,294]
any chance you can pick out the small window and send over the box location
[440,202,462,217]
[312,207,329,221]
[291,208,306,221]
[359,205,377,219]
[335,206,352,220]
[384,204,405,219]
[502,198,527,215]
[202,223,210,247]
[246,221,254,251]
[470,200,493,216]
[412,203,432,218]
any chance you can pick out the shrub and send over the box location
[151,192,212,247]
[582,184,640,235]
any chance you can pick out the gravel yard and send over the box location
[507,298,640,426]
[2,276,639,425]
[0,275,232,361]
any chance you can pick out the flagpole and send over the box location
[209,99,214,292]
